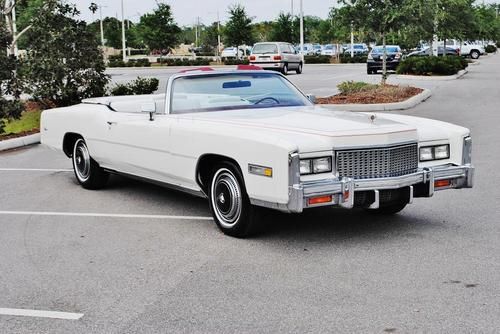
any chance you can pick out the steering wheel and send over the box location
[254,97,280,105]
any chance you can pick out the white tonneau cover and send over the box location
[82,94,166,114]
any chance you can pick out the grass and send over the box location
[1,110,41,139]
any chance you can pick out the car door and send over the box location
[102,110,177,184]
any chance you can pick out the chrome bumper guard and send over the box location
[285,154,474,213]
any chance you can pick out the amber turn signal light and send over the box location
[434,179,451,188]
[308,195,332,205]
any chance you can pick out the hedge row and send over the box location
[156,58,211,66]
[223,58,249,65]
[110,77,159,96]
[396,56,468,76]
[108,58,151,68]
[485,45,497,53]
[304,55,331,64]
[340,54,368,63]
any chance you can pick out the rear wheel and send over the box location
[72,138,109,189]
[296,62,303,74]
[367,68,373,75]
[208,162,261,237]
[281,64,288,75]
[470,50,480,59]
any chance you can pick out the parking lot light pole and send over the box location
[99,4,105,47]
[299,0,304,61]
[121,0,126,62]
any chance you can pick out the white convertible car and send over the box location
[41,66,474,237]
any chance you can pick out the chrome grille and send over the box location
[336,143,418,179]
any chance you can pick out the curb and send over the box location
[392,70,468,81]
[0,133,40,152]
[318,88,432,112]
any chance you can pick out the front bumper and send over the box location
[281,162,474,213]
[367,60,400,71]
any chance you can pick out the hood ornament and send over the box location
[370,114,376,123]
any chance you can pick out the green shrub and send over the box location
[396,56,467,76]
[340,54,367,63]
[110,77,160,96]
[496,41,500,48]
[304,55,331,64]
[223,58,249,65]
[485,45,497,53]
[337,81,377,94]
[156,57,210,66]
[108,60,126,67]
[108,54,122,61]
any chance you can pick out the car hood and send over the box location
[178,106,418,152]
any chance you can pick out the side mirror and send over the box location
[306,94,316,103]
[141,102,156,121]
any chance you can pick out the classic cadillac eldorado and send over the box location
[41,66,474,237]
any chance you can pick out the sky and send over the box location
[76,0,499,26]
[75,0,338,26]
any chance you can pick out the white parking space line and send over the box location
[0,210,213,220]
[0,168,72,172]
[0,308,83,320]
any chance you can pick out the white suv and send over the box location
[249,42,303,75]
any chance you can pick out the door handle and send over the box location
[106,121,117,126]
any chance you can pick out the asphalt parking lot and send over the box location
[1,55,500,333]
[107,62,444,97]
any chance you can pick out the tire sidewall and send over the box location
[208,162,253,237]
[72,138,91,184]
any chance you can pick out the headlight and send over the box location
[313,157,332,173]
[300,157,332,175]
[419,144,450,162]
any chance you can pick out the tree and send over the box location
[343,0,408,84]
[135,3,181,52]
[22,1,109,107]
[201,22,221,52]
[0,18,23,133]
[224,5,254,48]
[270,13,294,43]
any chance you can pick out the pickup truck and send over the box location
[438,40,485,59]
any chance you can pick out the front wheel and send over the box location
[72,138,109,189]
[208,163,261,237]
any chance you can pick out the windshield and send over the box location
[372,46,399,53]
[354,45,364,49]
[252,44,278,54]
[170,73,311,114]
[325,45,334,50]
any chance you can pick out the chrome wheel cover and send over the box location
[73,139,91,182]
[211,168,242,228]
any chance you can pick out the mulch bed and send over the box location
[0,128,40,141]
[316,84,424,105]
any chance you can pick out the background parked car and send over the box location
[312,44,323,55]
[249,42,303,75]
[406,46,459,58]
[321,44,338,56]
[367,45,402,74]
[221,47,243,58]
[343,43,369,55]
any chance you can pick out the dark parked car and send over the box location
[367,45,402,74]
[406,46,459,58]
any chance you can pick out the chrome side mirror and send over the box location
[141,102,156,121]
[306,94,316,103]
